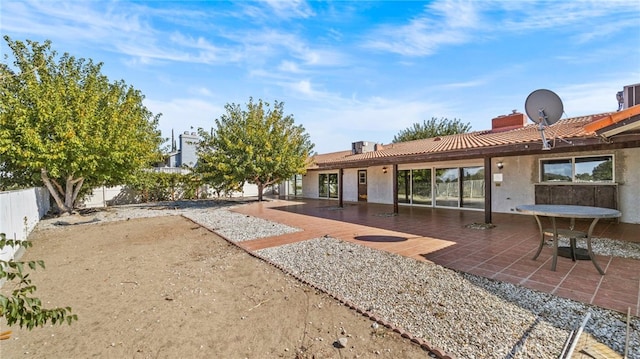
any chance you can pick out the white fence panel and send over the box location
[0,187,50,261]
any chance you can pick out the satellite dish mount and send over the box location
[524,89,568,150]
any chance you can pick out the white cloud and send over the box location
[278,61,303,73]
[363,0,481,56]
[442,79,488,89]
[279,79,341,102]
[263,0,315,19]
[190,87,215,97]
[496,1,639,46]
[230,29,348,68]
[556,79,635,117]
[2,1,151,44]
[363,0,639,57]
[291,80,314,96]
[295,96,453,152]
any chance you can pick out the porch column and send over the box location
[484,157,492,223]
[339,168,344,208]
[393,164,398,214]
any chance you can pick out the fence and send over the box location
[0,187,50,262]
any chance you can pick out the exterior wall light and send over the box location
[382,166,388,174]
[496,161,504,170]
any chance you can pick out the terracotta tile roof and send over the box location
[311,112,617,167]
[307,150,352,169]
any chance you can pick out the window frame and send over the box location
[318,172,339,199]
[358,170,367,185]
[539,155,614,183]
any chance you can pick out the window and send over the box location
[358,170,367,185]
[540,155,613,183]
[575,156,613,182]
[541,159,572,182]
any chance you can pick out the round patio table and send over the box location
[515,204,621,275]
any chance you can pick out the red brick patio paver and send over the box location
[233,198,640,316]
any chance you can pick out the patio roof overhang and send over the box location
[584,104,640,135]
[313,132,640,170]
[595,115,640,138]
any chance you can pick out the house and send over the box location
[283,86,640,224]
[166,130,200,168]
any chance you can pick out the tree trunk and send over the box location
[41,172,68,213]
[257,183,264,201]
[68,177,84,210]
[40,169,84,214]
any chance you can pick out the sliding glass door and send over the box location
[398,165,484,209]
[396,169,432,205]
[319,173,339,199]
[461,166,484,209]
[287,174,303,197]
[435,168,459,207]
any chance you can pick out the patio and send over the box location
[233,198,640,316]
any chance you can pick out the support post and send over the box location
[393,164,398,214]
[484,157,492,224]
[339,168,344,208]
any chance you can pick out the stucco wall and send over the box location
[617,147,640,223]
[302,172,320,199]
[342,169,359,202]
[367,166,394,204]
[491,156,536,213]
[492,148,639,223]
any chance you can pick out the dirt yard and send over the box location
[0,215,430,358]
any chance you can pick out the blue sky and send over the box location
[2,1,639,154]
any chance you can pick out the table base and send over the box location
[557,246,591,261]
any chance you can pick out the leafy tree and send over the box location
[195,155,244,198]
[197,98,314,201]
[392,117,471,143]
[0,233,77,335]
[0,36,163,213]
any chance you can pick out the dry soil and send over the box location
[0,215,430,358]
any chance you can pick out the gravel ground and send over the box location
[40,199,639,358]
[46,199,300,242]
[257,237,639,358]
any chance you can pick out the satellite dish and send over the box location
[525,89,564,125]
[524,89,565,150]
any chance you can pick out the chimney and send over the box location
[491,110,526,132]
